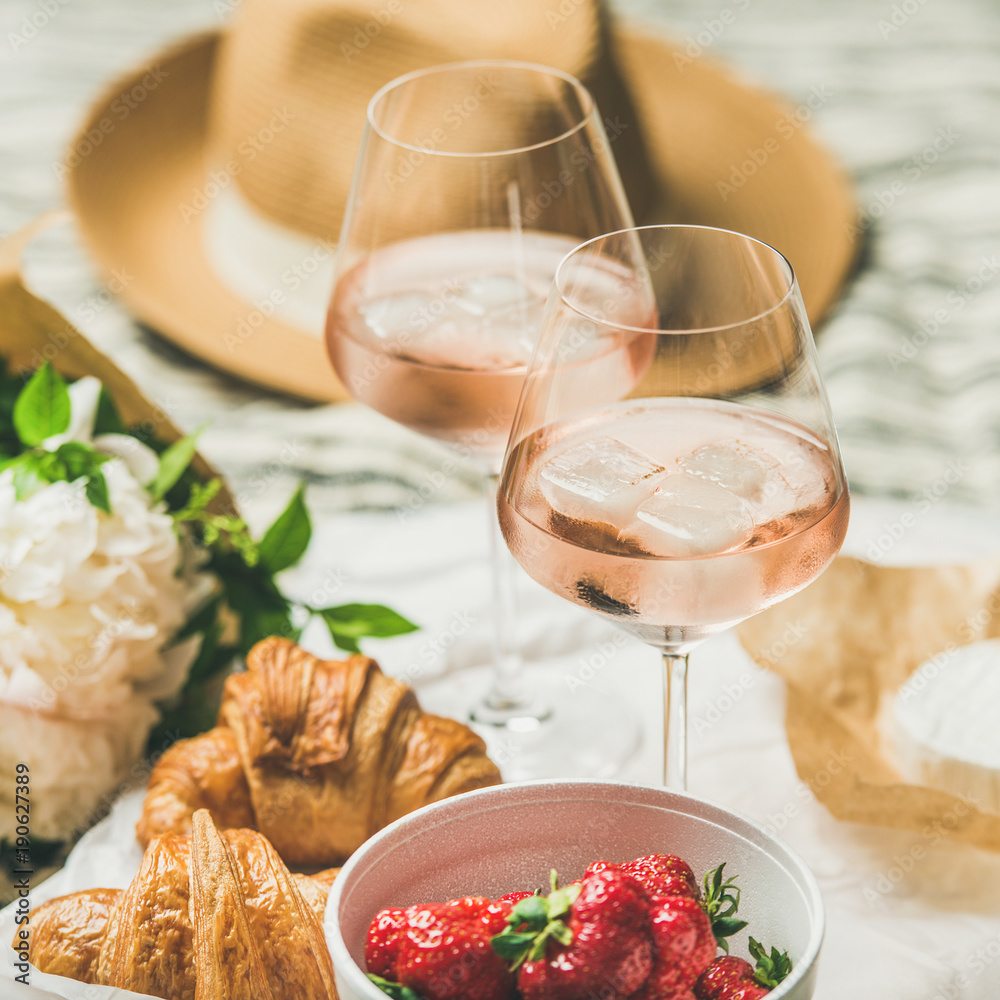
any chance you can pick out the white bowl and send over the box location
[325,780,824,1000]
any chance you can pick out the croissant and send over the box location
[21,809,339,999]
[138,637,501,867]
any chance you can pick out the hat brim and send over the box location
[67,29,857,403]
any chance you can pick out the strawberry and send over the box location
[368,896,516,1000]
[366,907,407,977]
[498,890,536,905]
[491,867,653,1000]
[630,894,716,998]
[694,956,766,1000]
[693,938,793,1000]
[618,853,700,901]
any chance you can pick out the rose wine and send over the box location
[498,398,849,648]
[327,229,654,462]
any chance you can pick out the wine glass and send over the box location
[498,225,850,789]
[326,61,639,778]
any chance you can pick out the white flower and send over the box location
[0,700,157,842]
[0,379,219,838]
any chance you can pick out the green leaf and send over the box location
[322,627,361,654]
[85,470,111,513]
[13,362,71,446]
[712,916,749,936]
[550,922,574,946]
[221,564,297,651]
[0,360,24,456]
[491,870,578,973]
[749,937,793,988]
[317,604,419,653]
[366,974,422,1000]
[490,932,538,960]
[55,441,110,477]
[702,862,747,952]
[258,484,311,573]
[148,428,203,501]
[93,385,126,436]
[546,882,581,920]
[11,454,47,500]
[507,894,549,931]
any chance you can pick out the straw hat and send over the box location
[65,0,856,402]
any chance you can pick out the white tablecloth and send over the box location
[5,497,1000,1000]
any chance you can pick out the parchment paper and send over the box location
[737,554,1000,851]
[0,791,153,999]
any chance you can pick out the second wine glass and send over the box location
[326,61,639,777]
[498,225,850,789]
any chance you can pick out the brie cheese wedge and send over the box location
[892,638,1000,812]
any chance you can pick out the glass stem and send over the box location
[483,472,524,710]
[662,651,689,790]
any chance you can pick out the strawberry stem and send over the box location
[490,871,582,971]
[748,937,793,988]
[701,863,749,954]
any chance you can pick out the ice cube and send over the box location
[679,440,782,504]
[379,272,542,369]
[453,273,527,315]
[539,437,666,529]
[359,291,434,340]
[399,306,533,369]
[622,475,754,557]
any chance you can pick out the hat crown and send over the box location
[209,0,655,239]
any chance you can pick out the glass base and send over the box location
[412,662,642,781]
